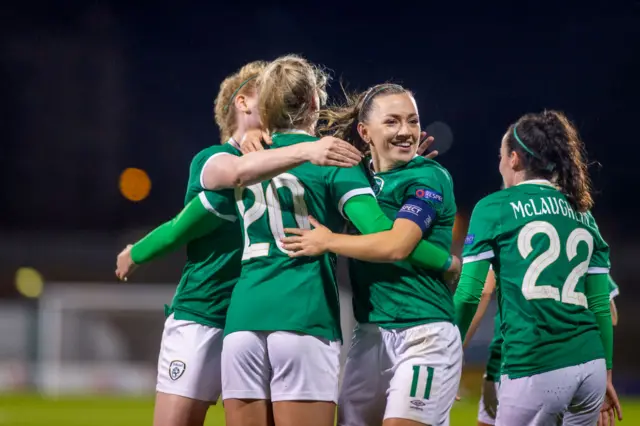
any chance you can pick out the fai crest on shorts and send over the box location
[169,360,186,381]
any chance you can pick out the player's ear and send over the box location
[357,122,372,147]
[510,150,523,171]
[235,94,249,113]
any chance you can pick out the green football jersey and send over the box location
[464,179,610,379]
[168,139,243,328]
[224,132,375,341]
[486,272,619,381]
[349,156,457,328]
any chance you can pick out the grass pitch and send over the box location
[1,393,638,425]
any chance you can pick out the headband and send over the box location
[223,76,257,112]
[513,124,555,172]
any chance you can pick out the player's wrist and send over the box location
[129,244,141,265]
[297,142,315,162]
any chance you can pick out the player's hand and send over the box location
[417,131,438,159]
[302,137,362,167]
[115,244,137,281]
[482,378,499,419]
[599,373,622,426]
[282,216,333,257]
[240,129,272,154]
[443,255,461,286]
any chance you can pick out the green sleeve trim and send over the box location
[343,195,451,270]
[586,273,613,369]
[454,260,491,341]
[131,195,225,264]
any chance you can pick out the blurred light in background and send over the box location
[424,121,454,155]
[119,168,151,202]
[15,267,44,298]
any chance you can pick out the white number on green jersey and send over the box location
[518,221,592,308]
[236,173,310,261]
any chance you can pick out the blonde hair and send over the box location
[213,60,268,141]
[257,54,329,133]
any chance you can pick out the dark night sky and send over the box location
[2,1,639,235]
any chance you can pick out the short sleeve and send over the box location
[189,149,237,222]
[404,168,451,215]
[192,152,234,191]
[462,195,501,264]
[608,276,619,300]
[198,191,237,222]
[584,212,610,275]
[326,164,375,217]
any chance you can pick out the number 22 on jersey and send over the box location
[518,220,593,308]
[235,173,310,260]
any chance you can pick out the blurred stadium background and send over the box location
[1,2,639,425]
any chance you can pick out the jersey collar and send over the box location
[227,137,241,151]
[274,129,312,136]
[517,179,555,187]
[370,155,422,175]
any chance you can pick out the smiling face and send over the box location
[357,92,420,172]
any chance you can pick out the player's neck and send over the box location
[297,120,316,135]
[372,154,406,173]
[231,127,247,145]
[510,170,529,186]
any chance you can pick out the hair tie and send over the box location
[223,76,257,112]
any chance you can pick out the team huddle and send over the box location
[115,55,623,426]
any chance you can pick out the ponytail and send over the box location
[507,110,593,212]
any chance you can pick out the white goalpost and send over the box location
[36,280,356,396]
[37,282,175,396]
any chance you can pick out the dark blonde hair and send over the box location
[213,60,267,141]
[257,54,329,133]
[319,83,412,155]
[507,110,593,212]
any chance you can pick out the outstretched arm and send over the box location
[462,268,496,348]
[201,136,362,190]
[453,260,491,342]
[115,193,226,280]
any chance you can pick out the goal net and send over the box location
[37,282,174,396]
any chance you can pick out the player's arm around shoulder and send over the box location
[200,134,362,191]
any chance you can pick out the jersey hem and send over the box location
[503,354,605,380]
[362,317,454,330]
[223,326,342,343]
[463,250,495,264]
[198,192,236,222]
[171,308,226,329]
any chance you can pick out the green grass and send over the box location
[0,393,638,425]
